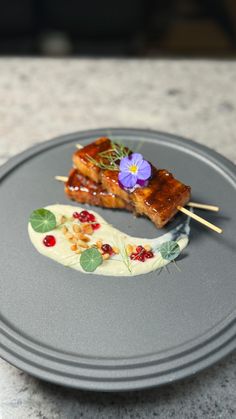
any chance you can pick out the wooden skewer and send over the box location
[54,176,222,233]
[55,176,68,182]
[187,202,219,212]
[177,206,222,234]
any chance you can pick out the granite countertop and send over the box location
[0,58,235,419]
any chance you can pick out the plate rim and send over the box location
[1,128,236,391]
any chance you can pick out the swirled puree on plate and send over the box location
[28,204,190,277]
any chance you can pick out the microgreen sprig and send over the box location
[118,244,132,273]
[86,141,130,171]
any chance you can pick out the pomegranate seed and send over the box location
[137,253,146,262]
[92,222,100,230]
[73,210,95,223]
[145,250,154,259]
[136,245,144,253]
[130,247,154,262]
[80,210,90,217]
[43,235,56,247]
[101,244,113,255]
[79,210,90,222]
[88,213,96,222]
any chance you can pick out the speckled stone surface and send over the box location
[0,58,236,419]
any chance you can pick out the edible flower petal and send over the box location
[119,170,138,188]
[118,153,151,189]
[135,159,151,180]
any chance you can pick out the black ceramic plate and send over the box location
[0,129,236,391]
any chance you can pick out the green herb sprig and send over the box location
[117,244,132,273]
[86,141,130,171]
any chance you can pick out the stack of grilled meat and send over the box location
[64,137,191,228]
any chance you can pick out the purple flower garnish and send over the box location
[118,153,151,189]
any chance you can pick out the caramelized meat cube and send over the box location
[101,168,190,228]
[65,168,133,211]
[73,137,111,183]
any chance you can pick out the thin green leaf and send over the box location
[29,209,56,233]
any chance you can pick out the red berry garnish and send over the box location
[73,210,97,224]
[145,250,154,259]
[130,245,154,262]
[101,244,113,255]
[88,213,96,222]
[136,245,144,253]
[43,235,56,247]
[79,210,90,222]
[80,210,90,217]
[92,222,100,230]
[137,253,146,262]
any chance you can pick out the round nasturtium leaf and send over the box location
[80,248,103,272]
[159,240,180,261]
[29,208,57,233]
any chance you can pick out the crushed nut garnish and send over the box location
[70,244,77,251]
[66,232,74,241]
[96,240,103,249]
[126,244,133,256]
[74,232,82,239]
[73,224,81,233]
[60,215,67,224]
[78,242,90,249]
[77,232,90,242]
[81,223,93,235]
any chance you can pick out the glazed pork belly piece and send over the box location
[101,168,191,228]
[73,137,111,183]
[65,168,133,211]
[72,137,191,228]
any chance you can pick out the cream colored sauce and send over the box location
[28,204,190,277]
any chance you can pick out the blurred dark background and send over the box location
[0,0,236,57]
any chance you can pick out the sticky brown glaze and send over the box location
[73,137,111,183]
[101,168,190,228]
[132,169,191,228]
[101,170,130,203]
[71,137,191,228]
[65,168,133,210]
